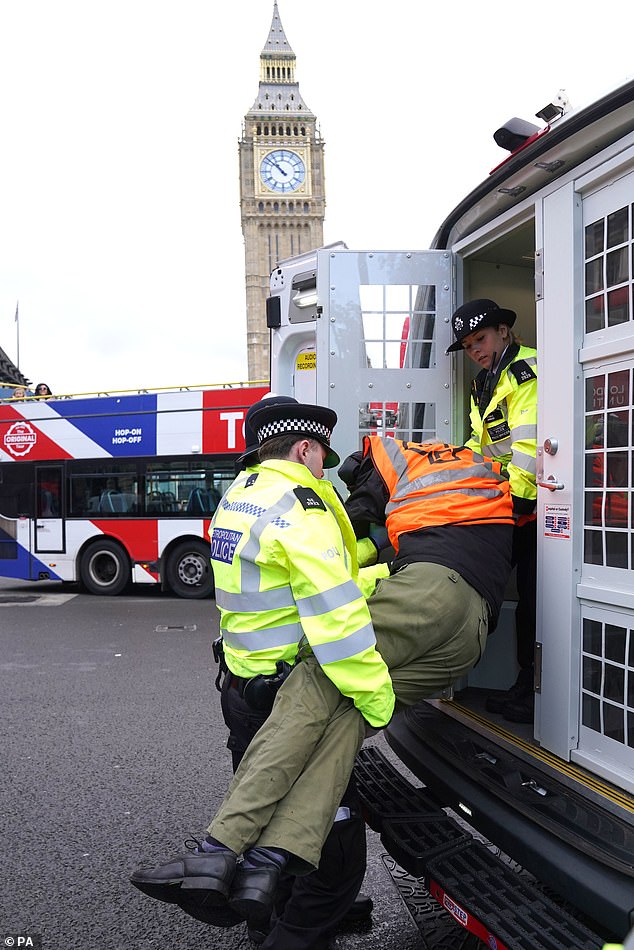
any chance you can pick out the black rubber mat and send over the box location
[354,745,446,831]
[354,746,606,949]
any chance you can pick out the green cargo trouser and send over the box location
[209,562,489,872]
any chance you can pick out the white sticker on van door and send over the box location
[544,505,571,539]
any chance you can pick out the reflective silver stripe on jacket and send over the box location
[511,423,537,442]
[239,489,298,593]
[311,621,376,665]
[221,621,303,652]
[508,355,537,373]
[481,439,512,457]
[510,449,537,475]
[296,578,363,618]
[387,486,504,514]
[386,461,506,516]
[216,586,296,612]
[393,461,504,497]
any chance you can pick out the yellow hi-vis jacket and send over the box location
[466,344,537,518]
[209,458,395,728]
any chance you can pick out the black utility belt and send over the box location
[229,660,294,713]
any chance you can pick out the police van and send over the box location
[268,78,634,948]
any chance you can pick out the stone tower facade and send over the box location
[239,3,325,382]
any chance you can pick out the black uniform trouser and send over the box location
[512,520,537,671]
[220,671,367,950]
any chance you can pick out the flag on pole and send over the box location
[15,301,20,370]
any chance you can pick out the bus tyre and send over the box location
[79,539,130,596]
[166,540,214,599]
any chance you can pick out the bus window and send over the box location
[36,467,62,518]
[69,462,139,517]
[0,465,33,518]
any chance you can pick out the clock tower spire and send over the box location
[239,2,325,382]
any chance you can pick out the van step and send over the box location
[354,746,605,950]
[395,701,634,875]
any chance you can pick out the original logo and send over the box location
[3,421,37,457]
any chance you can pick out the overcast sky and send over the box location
[0,0,631,395]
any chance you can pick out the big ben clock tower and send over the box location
[240,3,325,382]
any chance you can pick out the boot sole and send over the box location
[130,877,182,904]
[180,874,231,905]
[130,870,232,906]
[229,894,273,923]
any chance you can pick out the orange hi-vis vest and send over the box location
[363,437,515,553]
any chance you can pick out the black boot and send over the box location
[485,667,534,721]
[130,845,237,906]
[502,686,534,723]
[229,847,287,923]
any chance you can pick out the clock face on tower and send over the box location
[260,149,306,193]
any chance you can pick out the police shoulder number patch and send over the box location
[294,487,327,511]
[509,359,537,385]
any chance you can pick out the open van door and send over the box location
[270,247,454,480]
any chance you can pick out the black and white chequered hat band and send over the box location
[256,418,332,444]
[446,298,517,353]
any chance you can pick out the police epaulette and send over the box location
[509,359,536,385]
[294,487,327,511]
[245,472,259,487]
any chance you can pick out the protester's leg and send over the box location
[368,562,488,707]
[209,656,365,872]
[260,780,367,950]
[222,675,369,946]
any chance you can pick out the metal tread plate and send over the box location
[354,746,606,949]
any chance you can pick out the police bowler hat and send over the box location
[237,394,299,467]
[250,401,340,469]
[446,298,517,353]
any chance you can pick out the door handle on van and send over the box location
[537,475,564,491]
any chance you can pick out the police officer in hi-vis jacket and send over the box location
[215,393,376,950]
[447,298,538,723]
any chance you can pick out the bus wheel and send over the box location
[79,539,130,596]
[166,540,214,599]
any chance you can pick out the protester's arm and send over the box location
[339,452,389,538]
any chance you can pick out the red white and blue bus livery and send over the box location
[0,383,267,597]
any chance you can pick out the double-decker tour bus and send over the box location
[0,383,267,598]
[268,79,634,948]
